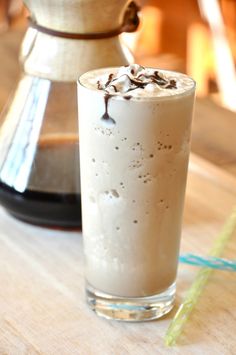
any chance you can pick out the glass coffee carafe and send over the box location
[0,0,139,228]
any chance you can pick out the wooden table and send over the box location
[0,29,236,354]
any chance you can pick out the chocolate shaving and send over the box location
[166,80,177,89]
[169,79,177,88]
[105,73,115,88]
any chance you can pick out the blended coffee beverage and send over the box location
[78,64,195,321]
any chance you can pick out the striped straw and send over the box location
[165,207,236,346]
[179,254,236,271]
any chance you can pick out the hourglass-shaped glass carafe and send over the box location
[0,0,139,228]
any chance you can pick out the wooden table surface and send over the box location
[0,29,236,354]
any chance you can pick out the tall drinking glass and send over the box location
[77,66,195,321]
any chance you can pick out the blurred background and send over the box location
[1,0,236,111]
[0,0,236,176]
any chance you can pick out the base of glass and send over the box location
[86,282,176,322]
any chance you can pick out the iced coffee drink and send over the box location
[78,64,195,321]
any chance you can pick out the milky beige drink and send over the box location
[78,64,195,321]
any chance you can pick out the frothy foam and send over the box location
[79,64,195,98]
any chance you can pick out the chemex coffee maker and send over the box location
[0,0,140,228]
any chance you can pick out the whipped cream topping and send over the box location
[80,64,195,98]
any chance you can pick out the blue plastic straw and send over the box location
[179,254,236,271]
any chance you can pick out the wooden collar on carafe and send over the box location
[29,1,140,40]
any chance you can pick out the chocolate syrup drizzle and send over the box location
[101,94,116,125]
[97,69,177,124]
